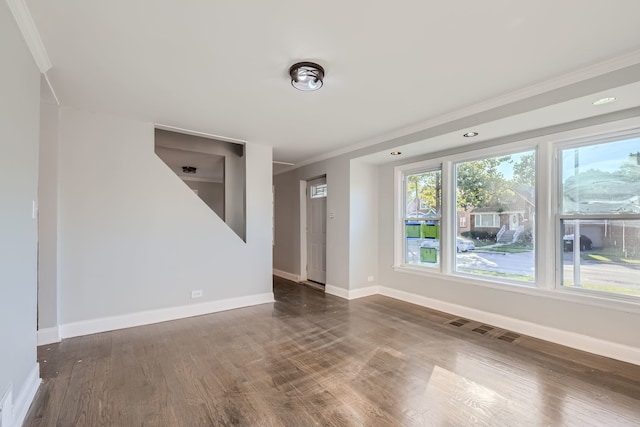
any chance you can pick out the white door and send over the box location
[307,177,327,284]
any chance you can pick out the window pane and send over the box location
[560,136,640,299]
[455,151,536,282]
[404,170,441,266]
[310,184,327,198]
[562,219,640,297]
[561,138,640,214]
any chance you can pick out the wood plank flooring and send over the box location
[25,277,640,426]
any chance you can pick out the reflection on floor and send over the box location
[25,276,640,426]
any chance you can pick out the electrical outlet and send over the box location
[191,290,203,299]
[367,276,375,282]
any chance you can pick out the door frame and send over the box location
[299,176,327,283]
[299,180,307,282]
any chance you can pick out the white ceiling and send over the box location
[26,1,640,167]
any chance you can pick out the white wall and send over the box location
[155,129,246,240]
[273,157,351,291]
[0,1,41,423]
[184,180,224,219]
[38,100,59,331]
[56,108,273,333]
[349,160,379,290]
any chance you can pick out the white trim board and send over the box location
[11,364,41,427]
[59,293,274,339]
[376,286,640,367]
[5,0,52,73]
[322,284,640,366]
[37,327,61,346]
[325,285,379,300]
[272,269,301,283]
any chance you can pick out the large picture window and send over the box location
[403,168,441,266]
[560,136,640,298]
[395,126,640,305]
[455,151,536,282]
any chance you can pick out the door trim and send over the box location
[299,180,307,282]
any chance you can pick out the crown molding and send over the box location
[5,0,52,73]
[155,123,247,145]
[294,49,640,170]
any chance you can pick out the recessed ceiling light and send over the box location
[463,132,478,137]
[592,97,617,106]
[390,151,402,156]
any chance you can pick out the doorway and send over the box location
[306,177,327,284]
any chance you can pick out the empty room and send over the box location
[2,1,640,426]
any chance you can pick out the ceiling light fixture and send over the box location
[390,151,402,156]
[289,62,325,91]
[592,97,617,106]
[182,166,197,174]
[463,132,479,138]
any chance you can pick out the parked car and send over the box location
[419,237,475,252]
[563,234,592,251]
[456,237,475,252]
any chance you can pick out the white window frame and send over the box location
[473,213,500,228]
[554,129,640,304]
[400,164,443,269]
[310,183,327,198]
[395,142,539,286]
[393,116,640,310]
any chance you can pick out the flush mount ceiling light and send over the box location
[289,62,325,91]
[390,151,402,156]
[182,166,197,174]
[463,132,479,138]
[592,97,617,106]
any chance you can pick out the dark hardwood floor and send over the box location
[25,277,640,426]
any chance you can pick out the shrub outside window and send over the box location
[455,151,536,282]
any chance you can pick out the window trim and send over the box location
[395,143,539,285]
[473,213,501,228]
[310,183,327,198]
[394,119,640,307]
[554,129,640,304]
[401,164,443,269]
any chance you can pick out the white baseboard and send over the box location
[11,363,41,427]
[272,269,301,282]
[348,286,379,300]
[325,284,350,299]
[325,285,379,300]
[378,286,640,366]
[59,293,275,339]
[37,326,61,346]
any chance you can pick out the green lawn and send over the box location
[582,252,640,265]
[457,268,534,282]
[482,242,533,253]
